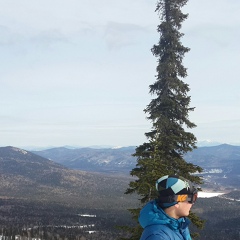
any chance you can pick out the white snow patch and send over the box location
[12,147,28,154]
[86,231,96,234]
[78,214,96,217]
[112,146,123,149]
[198,192,225,198]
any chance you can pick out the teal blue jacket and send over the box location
[139,200,192,240]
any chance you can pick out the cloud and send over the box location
[30,29,68,48]
[0,25,23,45]
[104,21,149,50]
[193,119,240,144]
[0,0,240,147]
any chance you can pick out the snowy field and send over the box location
[198,192,225,198]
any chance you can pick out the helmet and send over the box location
[156,175,198,208]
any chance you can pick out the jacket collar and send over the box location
[139,200,190,230]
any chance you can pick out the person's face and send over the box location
[175,201,193,218]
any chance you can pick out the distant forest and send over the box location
[0,192,240,240]
[0,198,133,240]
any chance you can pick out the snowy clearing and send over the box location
[198,192,225,198]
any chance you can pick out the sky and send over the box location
[0,0,240,148]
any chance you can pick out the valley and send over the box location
[0,145,240,239]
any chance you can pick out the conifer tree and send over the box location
[123,0,204,239]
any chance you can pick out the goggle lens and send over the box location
[188,193,198,204]
[175,192,198,204]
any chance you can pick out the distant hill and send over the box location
[32,146,136,173]
[184,144,240,189]
[1,145,240,240]
[0,146,136,209]
[32,144,240,190]
[1,144,239,207]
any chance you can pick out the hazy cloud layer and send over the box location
[0,0,239,147]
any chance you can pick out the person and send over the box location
[139,175,198,240]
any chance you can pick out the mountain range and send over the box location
[1,145,240,240]
[1,144,240,207]
[32,146,136,173]
[32,144,240,190]
[0,146,136,209]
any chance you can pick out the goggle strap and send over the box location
[158,192,198,204]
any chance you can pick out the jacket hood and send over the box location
[139,200,190,231]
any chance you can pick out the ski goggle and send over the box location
[174,190,198,204]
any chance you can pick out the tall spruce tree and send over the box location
[123,0,204,239]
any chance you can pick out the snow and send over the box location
[12,147,28,155]
[112,146,123,149]
[86,231,96,234]
[198,192,225,198]
[78,214,96,217]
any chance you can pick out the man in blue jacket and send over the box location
[139,175,198,240]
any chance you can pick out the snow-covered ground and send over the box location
[198,191,225,198]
